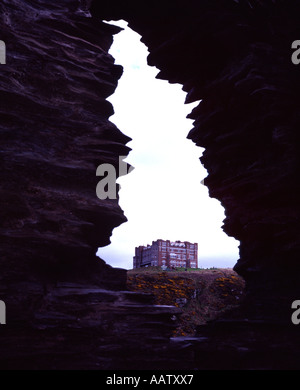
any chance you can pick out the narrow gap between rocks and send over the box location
[97,20,240,273]
[95,20,245,336]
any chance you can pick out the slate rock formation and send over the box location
[93,0,300,322]
[0,0,129,292]
[0,0,181,369]
[92,0,300,368]
[1,0,300,369]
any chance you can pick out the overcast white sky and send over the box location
[97,20,240,270]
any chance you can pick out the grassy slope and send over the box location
[127,268,245,337]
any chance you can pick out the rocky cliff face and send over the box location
[1,0,300,369]
[0,0,130,291]
[93,0,300,322]
[0,0,188,370]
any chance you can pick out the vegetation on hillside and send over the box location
[127,267,245,337]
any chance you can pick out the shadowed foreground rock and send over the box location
[1,284,182,369]
[1,0,300,369]
[0,0,184,370]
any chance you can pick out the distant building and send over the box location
[133,239,198,269]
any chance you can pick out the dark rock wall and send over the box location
[0,0,130,298]
[0,0,182,369]
[1,0,300,369]
[92,0,300,323]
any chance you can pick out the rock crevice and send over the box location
[1,0,300,369]
[92,0,300,322]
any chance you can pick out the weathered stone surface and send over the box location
[92,0,300,368]
[0,0,129,302]
[93,0,300,323]
[0,284,182,369]
[0,0,184,370]
[2,0,300,369]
